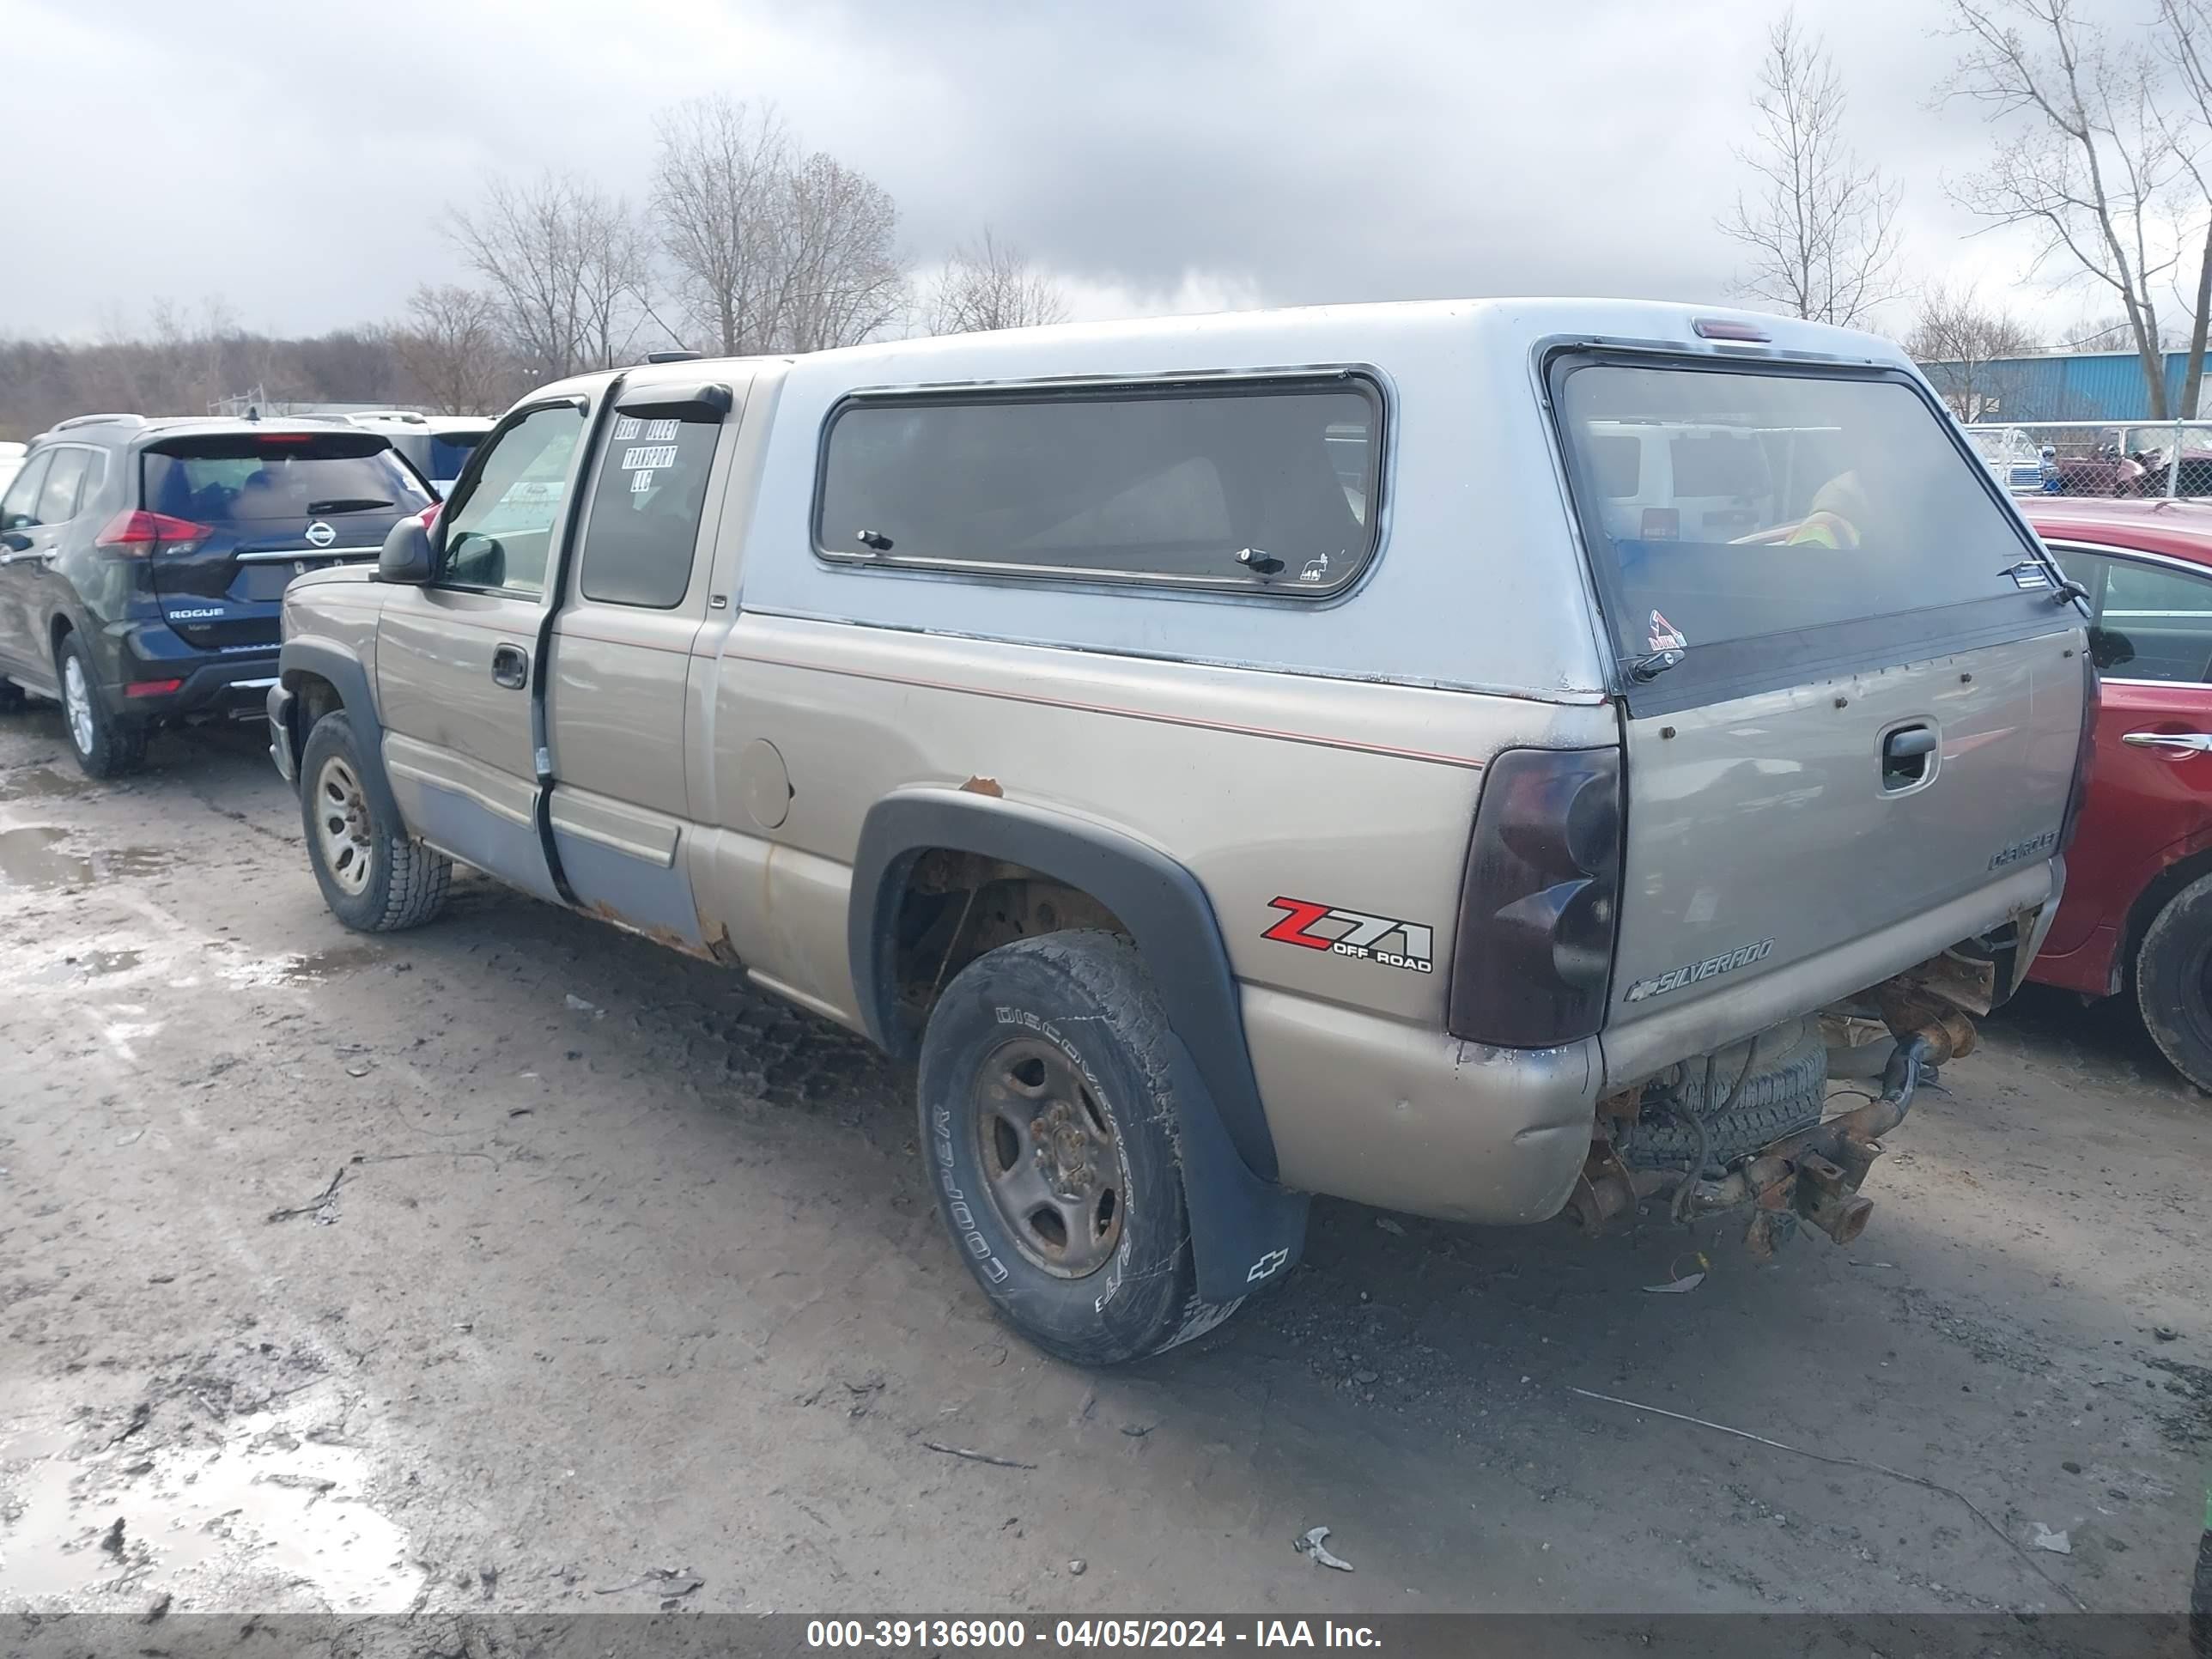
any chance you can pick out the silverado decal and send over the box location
[1623,937,1775,1004]
[1988,830,2057,871]
[1263,897,1434,974]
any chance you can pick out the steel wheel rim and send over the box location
[314,755,376,896]
[62,655,94,755]
[973,1035,1126,1279]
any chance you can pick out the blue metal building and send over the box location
[1917,349,2206,421]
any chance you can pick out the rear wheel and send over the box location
[300,710,451,933]
[2135,871,2212,1093]
[916,930,1243,1365]
[56,635,146,779]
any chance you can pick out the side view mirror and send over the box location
[379,518,435,585]
[0,530,31,554]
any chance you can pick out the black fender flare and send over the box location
[848,788,1308,1304]
[276,640,401,829]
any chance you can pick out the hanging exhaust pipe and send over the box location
[1569,1033,1938,1241]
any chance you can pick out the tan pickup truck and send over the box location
[270,299,2090,1364]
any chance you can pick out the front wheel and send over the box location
[2135,869,2212,1094]
[299,710,452,933]
[57,635,145,779]
[916,930,1243,1365]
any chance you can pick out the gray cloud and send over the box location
[0,0,2090,340]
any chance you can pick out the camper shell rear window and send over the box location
[1552,359,2043,665]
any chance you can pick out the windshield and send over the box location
[1557,365,2039,659]
[380,430,482,483]
[143,434,432,524]
[428,433,483,481]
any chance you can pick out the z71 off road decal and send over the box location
[1622,937,1775,1004]
[1262,897,1434,974]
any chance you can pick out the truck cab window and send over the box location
[439,405,586,598]
[576,413,719,609]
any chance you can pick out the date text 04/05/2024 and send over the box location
[804,1618,1382,1649]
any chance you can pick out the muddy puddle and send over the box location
[217,944,386,988]
[0,1402,422,1613]
[26,949,143,987]
[0,827,168,890]
[0,765,94,805]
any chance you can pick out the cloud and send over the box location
[0,0,2149,344]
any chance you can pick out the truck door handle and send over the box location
[2122,730,2212,752]
[1881,723,1937,789]
[490,644,529,689]
[1884,727,1937,760]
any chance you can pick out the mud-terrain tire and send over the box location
[1622,1018,1829,1176]
[2136,870,2212,1094]
[916,929,1243,1366]
[300,711,451,933]
[56,635,146,779]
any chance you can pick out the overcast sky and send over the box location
[0,0,2157,344]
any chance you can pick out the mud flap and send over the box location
[1164,1030,1309,1304]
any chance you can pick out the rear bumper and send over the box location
[1245,984,1601,1224]
[113,658,277,719]
[2029,919,2122,999]
[1597,857,2064,1088]
[1246,856,2065,1224]
[100,619,276,720]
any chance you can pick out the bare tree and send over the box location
[769,151,908,352]
[2156,0,2212,415]
[143,295,258,413]
[1946,0,2179,416]
[446,173,653,380]
[1719,11,1904,326]
[924,229,1071,335]
[574,191,659,371]
[392,284,514,413]
[2065,308,2191,350]
[649,100,906,356]
[1905,283,2043,417]
[652,96,790,356]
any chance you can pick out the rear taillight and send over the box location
[94,509,210,557]
[1447,747,1624,1048]
[2059,651,2101,854]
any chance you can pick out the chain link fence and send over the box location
[1963,419,2212,501]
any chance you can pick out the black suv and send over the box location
[0,415,433,776]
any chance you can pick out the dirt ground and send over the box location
[0,710,2207,1620]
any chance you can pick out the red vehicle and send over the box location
[2026,497,2212,1089]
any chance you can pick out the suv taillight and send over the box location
[1446,747,1623,1048]
[2059,651,2101,854]
[94,509,209,557]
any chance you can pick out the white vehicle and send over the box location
[1582,419,1786,542]
[343,412,492,496]
[1965,425,2046,493]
